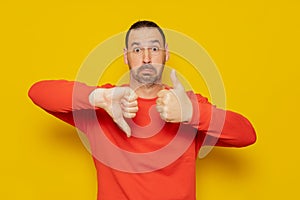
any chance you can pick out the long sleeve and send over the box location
[28,80,110,131]
[28,80,97,112]
[187,91,256,148]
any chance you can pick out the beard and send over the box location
[131,64,164,85]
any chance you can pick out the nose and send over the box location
[142,48,151,64]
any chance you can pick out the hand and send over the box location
[156,70,193,123]
[89,87,138,137]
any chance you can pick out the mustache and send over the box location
[137,64,157,73]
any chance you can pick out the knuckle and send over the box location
[130,100,137,106]
[122,107,128,112]
[133,106,138,112]
[123,112,129,118]
[124,112,136,118]
[120,98,127,104]
[162,98,168,104]
[156,98,161,105]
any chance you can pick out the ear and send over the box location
[165,43,169,62]
[123,48,128,65]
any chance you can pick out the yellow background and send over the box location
[1,0,299,199]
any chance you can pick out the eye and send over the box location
[133,47,141,53]
[151,47,159,52]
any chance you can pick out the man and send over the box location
[28,20,256,200]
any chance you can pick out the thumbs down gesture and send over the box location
[89,87,138,137]
[156,70,193,123]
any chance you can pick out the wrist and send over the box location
[183,99,193,123]
[89,88,105,107]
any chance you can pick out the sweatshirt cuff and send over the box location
[185,92,212,131]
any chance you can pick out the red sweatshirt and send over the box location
[28,80,256,200]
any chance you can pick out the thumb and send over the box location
[170,69,184,91]
[115,117,131,137]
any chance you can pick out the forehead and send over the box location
[127,27,164,46]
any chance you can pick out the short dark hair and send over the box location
[125,20,166,48]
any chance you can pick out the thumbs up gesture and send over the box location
[156,70,193,123]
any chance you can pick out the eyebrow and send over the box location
[131,42,141,47]
[150,40,161,44]
[130,40,161,47]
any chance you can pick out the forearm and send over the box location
[28,80,97,113]
[213,110,256,147]
[188,92,256,147]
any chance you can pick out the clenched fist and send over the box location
[89,87,138,137]
[156,70,193,123]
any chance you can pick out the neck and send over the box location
[130,81,164,99]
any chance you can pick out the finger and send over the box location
[159,112,165,120]
[157,89,169,98]
[161,92,171,105]
[123,88,138,101]
[170,69,184,91]
[156,97,163,106]
[114,117,131,137]
[124,94,138,102]
[157,90,172,104]
[123,112,136,118]
[121,99,138,107]
[156,105,164,113]
[160,112,168,121]
[160,112,173,122]
[122,106,138,113]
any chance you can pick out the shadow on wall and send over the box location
[42,120,90,154]
[196,146,256,195]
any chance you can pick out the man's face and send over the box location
[124,27,169,85]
